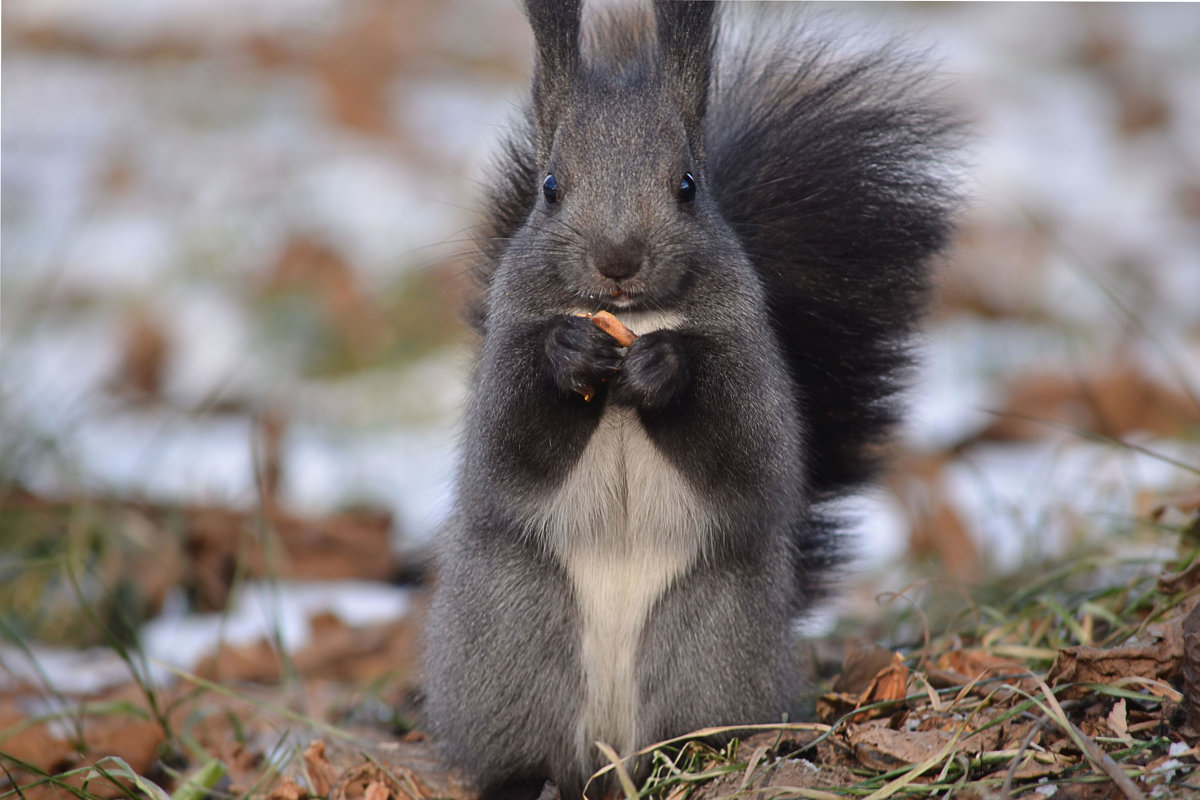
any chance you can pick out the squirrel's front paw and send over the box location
[545,315,622,399]
[611,330,690,411]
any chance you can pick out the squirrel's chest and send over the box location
[533,406,709,554]
[530,405,711,760]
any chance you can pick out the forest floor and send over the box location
[4,2,1200,799]
[3,484,1200,800]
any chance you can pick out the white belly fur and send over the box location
[529,310,709,765]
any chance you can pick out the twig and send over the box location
[1001,717,1049,797]
[1062,715,1148,800]
[1035,678,1149,800]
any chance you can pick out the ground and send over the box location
[2,2,1199,799]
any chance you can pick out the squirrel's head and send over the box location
[512,0,736,313]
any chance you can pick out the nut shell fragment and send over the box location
[570,311,637,401]
[588,310,637,347]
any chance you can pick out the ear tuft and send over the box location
[653,0,717,149]
[525,0,583,162]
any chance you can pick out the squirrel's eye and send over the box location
[543,173,558,204]
[678,172,696,203]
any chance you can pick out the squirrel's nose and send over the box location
[593,236,646,281]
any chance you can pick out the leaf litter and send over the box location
[4,3,1200,799]
[3,488,1200,799]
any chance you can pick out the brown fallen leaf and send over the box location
[291,612,425,683]
[976,366,1197,442]
[304,740,338,798]
[0,490,398,618]
[309,2,421,136]
[935,650,1033,690]
[1159,557,1200,596]
[196,638,283,684]
[116,311,169,401]
[847,724,951,771]
[363,782,389,800]
[889,452,980,583]
[1107,698,1130,740]
[0,698,164,797]
[313,739,460,800]
[1006,750,1078,782]
[816,642,907,724]
[685,753,860,799]
[832,644,897,694]
[855,652,910,720]
[269,778,310,800]
[923,667,973,691]
[183,502,395,610]
[1048,618,1184,699]
[821,646,910,723]
[911,704,1006,747]
[0,703,77,777]
[815,692,860,725]
[331,762,431,800]
[1150,485,1200,554]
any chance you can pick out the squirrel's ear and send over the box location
[654,0,716,149]
[525,0,582,162]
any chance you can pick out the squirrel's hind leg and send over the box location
[423,535,587,798]
[634,555,800,742]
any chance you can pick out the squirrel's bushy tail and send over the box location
[708,10,962,503]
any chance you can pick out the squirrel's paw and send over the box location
[611,330,690,411]
[545,315,622,398]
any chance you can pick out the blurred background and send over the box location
[2,0,1199,718]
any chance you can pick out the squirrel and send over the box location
[423,1,960,797]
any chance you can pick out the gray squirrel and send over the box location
[423,1,960,797]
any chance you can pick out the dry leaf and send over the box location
[1006,751,1077,781]
[0,699,164,790]
[330,763,430,800]
[976,366,1197,442]
[291,614,424,684]
[1048,618,1184,698]
[848,724,951,771]
[304,740,338,798]
[1107,698,1129,740]
[857,652,910,710]
[815,692,860,724]
[1160,558,1200,596]
[922,667,972,690]
[890,453,980,582]
[936,650,1032,687]
[832,645,898,694]
[825,647,910,723]
[117,312,169,400]
[269,779,309,800]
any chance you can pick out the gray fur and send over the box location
[423,1,960,797]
